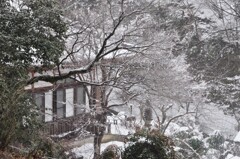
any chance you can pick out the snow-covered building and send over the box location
[25,59,118,135]
[25,66,90,135]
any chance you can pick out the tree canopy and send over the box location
[0,0,67,68]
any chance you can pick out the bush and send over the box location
[28,138,67,159]
[187,138,205,153]
[122,132,177,159]
[207,131,225,150]
[101,144,121,159]
[0,79,41,150]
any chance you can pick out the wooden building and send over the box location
[25,68,89,135]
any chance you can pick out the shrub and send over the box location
[207,131,225,150]
[187,138,205,153]
[101,144,121,159]
[122,132,177,159]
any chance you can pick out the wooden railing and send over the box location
[44,114,89,135]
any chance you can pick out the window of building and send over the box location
[33,93,45,121]
[56,89,65,119]
[32,84,86,121]
[75,86,85,115]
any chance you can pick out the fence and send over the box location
[44,114,88,135]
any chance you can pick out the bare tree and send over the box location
[26,0,205,158]
[124,52,201,134]
[26,1,157,158]
[27,0,154,84]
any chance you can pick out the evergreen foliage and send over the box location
[0,68,41,150]
[182,0,240,116]
[187,138,205,153]
[0,0,67,157]
[101,144,121,159]
[0,0,67,67]
[122,132,177,159]
[207,131,225,150]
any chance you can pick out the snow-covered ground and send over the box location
[72,141,125,159]
[226,154,240,159]
[107,112,135,135]
[71,112,134,158]
[198,103,237,139]
[70,104,239,158]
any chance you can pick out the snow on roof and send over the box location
[234,131,240,142]
[24,80,53,90]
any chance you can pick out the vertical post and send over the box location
[108,123,111,134]
[130,104,133,115]
[31,71,35,90]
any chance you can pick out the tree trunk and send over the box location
[93,65,108,159]
[93,112,106,159]
[93,133,104,159]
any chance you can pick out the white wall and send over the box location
[45,91,53,122]
[66,88,74,117]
